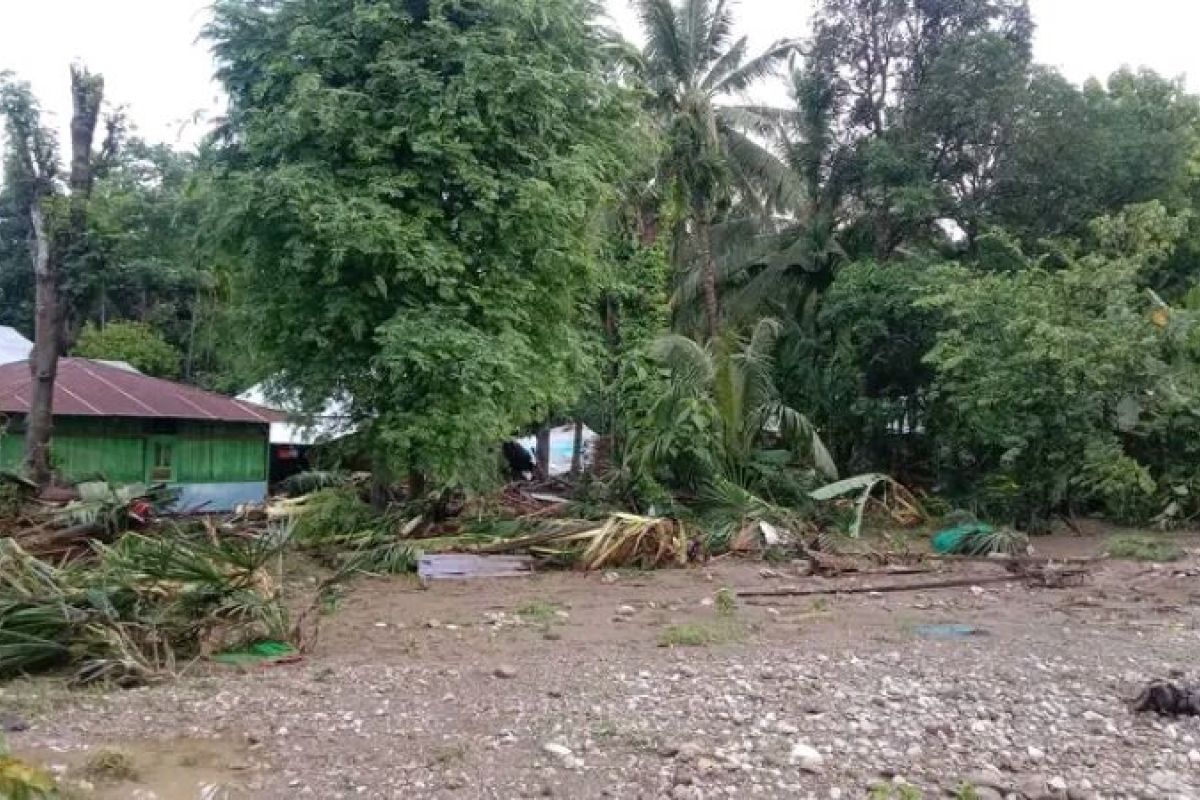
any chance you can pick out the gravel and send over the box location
[9,554,1200,799]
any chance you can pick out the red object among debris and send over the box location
[127,498,154,524]
[0,359,283,423]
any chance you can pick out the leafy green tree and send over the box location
[73,321,182,378]
[0,175,35,333]
[80,141,213,368]
[204,0,635,488]
[919,204,1191,527]
[780,258,941,475]
[1,67,108,484]
[795,0,1033,260]
[633,0,799,338]
[0,120,223,385]
[989,67,1200,258]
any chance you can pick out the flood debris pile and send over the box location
[0,463,1108,685]
[0,476,175,560]
[283,485,697,574]
[0,525,294,685]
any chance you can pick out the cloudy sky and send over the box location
[2,0,1198,149]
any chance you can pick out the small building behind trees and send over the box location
[0,326,32,366]
[0,358,282,510]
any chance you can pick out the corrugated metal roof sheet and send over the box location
[238,381,356,445]
[0,358,284,424]
[0,327,32,366]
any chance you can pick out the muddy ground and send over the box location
[6,529,1200,799]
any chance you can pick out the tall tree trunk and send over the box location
[184,300,199,381]
[23,204,58,484]
[570,419,584,477]
[535,425,551,480]
[698,221,720,341]
[23,66,104,485]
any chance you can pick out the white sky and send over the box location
[0,0,1198,150]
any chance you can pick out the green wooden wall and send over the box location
[0,417,268,485]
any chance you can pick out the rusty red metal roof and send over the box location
[0,359,284,424]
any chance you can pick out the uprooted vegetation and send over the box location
[1,454,1187,689]
[0,458,922,683]
[0,526,298,685]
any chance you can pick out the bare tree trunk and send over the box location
[23,66,104,485]
[535,425,551,480]
[23,205,58,484]
[698,221,719,341]
[570,420,584,477]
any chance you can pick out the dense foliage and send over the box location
[203,0,635,488]
[2,0,1199,529]
[72,320,182,378]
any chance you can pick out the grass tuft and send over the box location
[515,601,562,625]
[1106,534,1184,562]
[81,749,139,782]
[657,619,743,648]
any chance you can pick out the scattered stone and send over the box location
[0,714,29,733]
[965,768,1012,793]
[1149,769,1194,795]
[671,784,702,800]
[1016,774,1048,799]
[789,742,824,773]
[494,665,518,679]
[542,743,573,759]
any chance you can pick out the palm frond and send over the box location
[670,214,779,313]
[746,316,783,361]
[700,34,749,93]
[710,38,800,96]
[635,0,688,87]
[680,0,710,83]
[702,0,735,65]
[717,103,796,138]
[651,332,715,385]
[719,126,807,214]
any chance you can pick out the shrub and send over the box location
[72,321,181,378]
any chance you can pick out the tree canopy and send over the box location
[2,0,1199,528]
[203,0,636,486]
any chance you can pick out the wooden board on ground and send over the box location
[418,554,535,584]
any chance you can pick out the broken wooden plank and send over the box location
[418,554,535,584]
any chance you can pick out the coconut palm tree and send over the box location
[632,317,836,495]
[633,0,802,340]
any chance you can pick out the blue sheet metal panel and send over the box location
[172,481,268,513]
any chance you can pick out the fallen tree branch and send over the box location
[736,570,1087,598]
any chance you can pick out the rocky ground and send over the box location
[6,533,1200,799]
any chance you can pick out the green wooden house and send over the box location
[0,358,283,511]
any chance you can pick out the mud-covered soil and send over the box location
[7,531,1200,799]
